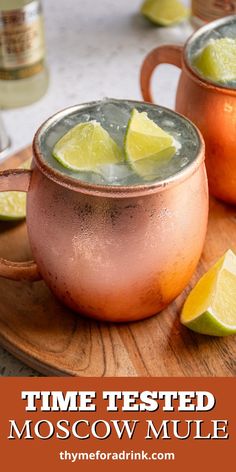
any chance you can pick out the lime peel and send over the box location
[141,0,190,26]
[0,158,31,221]
[181,250,236,336]
[124,108,176,179]
[193,38,236,84]
[52,121,123,172]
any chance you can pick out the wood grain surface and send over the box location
[0,147,235,377]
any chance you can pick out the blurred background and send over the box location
[1,0,191,157]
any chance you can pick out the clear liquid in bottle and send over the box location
[0,0,49,108]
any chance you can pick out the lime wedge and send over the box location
[124,108,175,179]
[52,121,123,172]
[141,0,189,26]
[0,158,31,221]
[193,38,236,83]
[181,250,236,336]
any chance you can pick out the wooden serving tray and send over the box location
[0,148,235,377]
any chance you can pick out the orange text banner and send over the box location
[0,377,235,472]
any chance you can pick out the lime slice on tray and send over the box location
[0,158,31,221]
[124,108,176,179]
[181,250,236,336]
[193,38,236,83]
[141,0,189,26]
[52,121,123,172]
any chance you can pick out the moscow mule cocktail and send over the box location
[39,99,200,187]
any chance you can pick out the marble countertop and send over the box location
[0,0,192,376]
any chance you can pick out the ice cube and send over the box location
[160,119,177,129]
[98,163,134,184]
[80,113,91,122]
[199,28,222,50]
[219,19,236,40]
[99,100,131,128]
[180,157,189,168]
[172,136,182,151]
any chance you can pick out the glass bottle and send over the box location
[0,0,49,108]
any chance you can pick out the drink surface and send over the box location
[39,99,200,187]
[0,0,48,108]
[187,15,236,88]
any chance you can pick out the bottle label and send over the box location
[0,1,45,80]
[192,0,236,22]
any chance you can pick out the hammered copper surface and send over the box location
[26,163,208,321]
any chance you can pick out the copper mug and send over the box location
[141,15,236,204]
[0,100,208,322]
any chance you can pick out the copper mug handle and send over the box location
[0,168,41,281]
[140,45,183,103]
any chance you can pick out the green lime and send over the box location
[0,192,27,221]
[0,158,31,221]
[141,0,189,26]
[52,121,123,172]
[124,108,175,179]
[193,38,236,83]
[181,250,236,336]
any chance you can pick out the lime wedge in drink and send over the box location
[52,121,123,172]
[181,250,236,336]
[124,108,176,179]
[141,0,189,26]
[0,158,31,221]
[193,38,236,83]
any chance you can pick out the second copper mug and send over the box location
[141,15,236,204]
[0,99,208,322]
